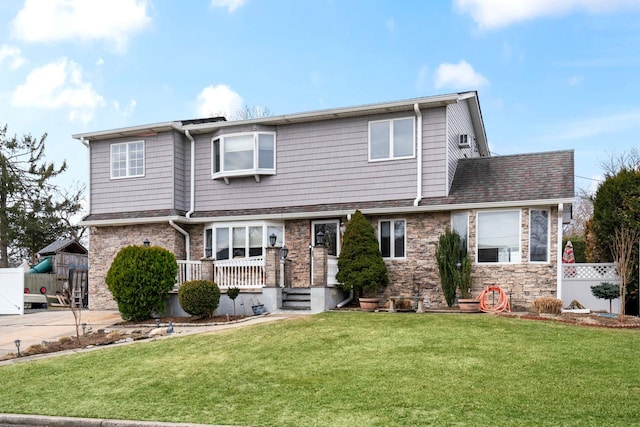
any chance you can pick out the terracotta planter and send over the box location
[359,297,380,312]
[458,299,480,313]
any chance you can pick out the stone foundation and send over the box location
[87,207,559,312]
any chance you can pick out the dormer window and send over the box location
[212,132,276,183]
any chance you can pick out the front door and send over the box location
[312,220,340,285]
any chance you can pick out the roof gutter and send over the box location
[79,197,574,227]
[413,103,422,207]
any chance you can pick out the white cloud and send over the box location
[386,18,396,33]
[0,44,25,69]
[433,60,488,90]
[113,99,137,118]
[196,84,244,118]
[454,0,640,30]
[96,57,105,66]
[11,0,151,52]
[211,0,246,13]
[11,58,105,123]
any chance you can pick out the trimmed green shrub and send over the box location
[178,280,221,318]
[436,228,471,307]
[336,210,388,297]
[591,282,620,313]
[105,245,178,321]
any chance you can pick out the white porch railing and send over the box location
[214,257,265,289]
[327,256,339,286]
[176,260,203,289]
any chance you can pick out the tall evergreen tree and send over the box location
[336,210,388,298]
[0,124,83,266]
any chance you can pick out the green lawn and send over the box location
[1,312,639,426]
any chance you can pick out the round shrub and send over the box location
[178,280,221,318]
[105,245,178,321]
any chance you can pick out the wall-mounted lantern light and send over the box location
[316,230,324,247]
[143,239,150,247]
[269,233,277,247]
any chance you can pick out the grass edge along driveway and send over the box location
[1,312,639,427]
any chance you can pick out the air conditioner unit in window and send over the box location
[458,134,471,148]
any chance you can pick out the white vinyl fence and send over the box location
[0,268,24,315]
[562,263,620,314]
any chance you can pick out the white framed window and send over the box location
[206,221,284,261]
[477,210,521,263]
[379,219,406,259]
[529,209,550,263]
[369,117,415,161]
[111,141,144,179]
[312,220,340,256]
[212,132,276,181]
[451,211,469,249]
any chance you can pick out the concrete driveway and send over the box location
[0,309,123,357]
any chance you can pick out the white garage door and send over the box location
[0,268,24,315]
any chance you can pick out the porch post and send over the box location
[312,245,327,287]
[264,247,279,287]
[200,258,214,282]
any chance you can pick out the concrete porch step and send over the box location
[282,288,311,310]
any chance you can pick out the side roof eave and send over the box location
[72,92,482,142]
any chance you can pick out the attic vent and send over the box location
[458,134,471,148]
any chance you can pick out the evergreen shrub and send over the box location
[336,210,388,297]
[178,280,221,318]
[105,245,178,321]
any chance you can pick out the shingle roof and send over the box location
[447,150,574,204]
[37,239,88,255]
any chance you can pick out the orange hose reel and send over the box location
[478,285,511,313]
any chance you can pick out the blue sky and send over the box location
[1,0,640,198]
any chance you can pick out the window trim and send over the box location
[379,218,407,260]
[110,140,145,179]
[205,221,284,260]
[211,131,276,182]
[368,117,416,162]
[476,209,522,264]
[529,208,550,264]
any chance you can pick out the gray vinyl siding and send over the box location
[446,100,478,192]
[174,132,187,212]
[89,133,176,214]
[193,110,447,211]
[421,107,447,198]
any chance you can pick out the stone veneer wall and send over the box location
[468,207,559,310]
[371,208,559,310]
[88,223,187,310]
[284,219,312,287]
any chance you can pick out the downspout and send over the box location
[557,203,563,302]
[413,103,423,206]
[184,129,196,219]
[169,220,190,261]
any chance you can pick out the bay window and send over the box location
[207,222,284,260]
[477,210,521,263]
[212,132,276,182]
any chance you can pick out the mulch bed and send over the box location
[500,312,640,329]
